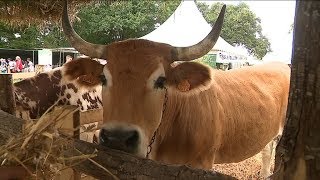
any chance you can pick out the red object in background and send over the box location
[16,59,23,72]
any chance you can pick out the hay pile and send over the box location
[0,0,116,27]
[0,105,97,179]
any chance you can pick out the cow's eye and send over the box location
[99,74,107,86]
[154,76,166,89]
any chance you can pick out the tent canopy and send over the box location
[140,1,246,57]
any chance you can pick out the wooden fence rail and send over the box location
[0,74,16,115]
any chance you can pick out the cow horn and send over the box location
[62,0,108,59]
[172,5,226,61]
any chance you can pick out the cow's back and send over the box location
[154,62,290,168]
[213,62,290,163]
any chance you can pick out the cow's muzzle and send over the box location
[99,128,140,154]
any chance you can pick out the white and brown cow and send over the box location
[13,67,103,142]
[13,67,103,119]
[61,2,290,178]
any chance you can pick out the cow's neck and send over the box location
[14,68,102,119]
[153,87,220,168]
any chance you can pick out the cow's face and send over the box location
[62,0,225,157]
[99,42,170,157]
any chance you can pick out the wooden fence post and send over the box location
[0,74,16,115]
[53,106,82,180]
[72,109,82,180]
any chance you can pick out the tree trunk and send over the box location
[0,110,234,180]
[273,1,320,180]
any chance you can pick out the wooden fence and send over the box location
[0,73,100,179]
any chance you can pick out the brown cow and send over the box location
[61,1,290,178]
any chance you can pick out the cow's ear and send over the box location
[63,58,104,87]
[166,62,212,93]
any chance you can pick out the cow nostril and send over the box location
[125,130,139,148]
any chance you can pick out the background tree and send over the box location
[41,25,71,48]
[73,0,180,44]
[0,23,70,49]
[0,23,42,49]
[0,1,179,49]
[197,2,271,59]
[273,1,320,179]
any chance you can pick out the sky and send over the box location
[200,1,296,63]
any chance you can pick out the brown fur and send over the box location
[63,39,290,170]
[156,62,289,168]
[63,58,104,88]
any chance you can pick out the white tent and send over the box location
[140,1,246,58]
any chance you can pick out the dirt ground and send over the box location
[212,150,275,180]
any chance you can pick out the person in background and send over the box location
[26,58,34,72]
[15,56,23,73]
[8,58,16,73]
[22,59,28,72]
[65,55,73,63]
[227,62,233,70]
[0,58,8,73]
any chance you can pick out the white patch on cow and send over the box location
[57,66,103,112]
[60,77,75,88]
[62,85,102,112]
[101,122,147,157]
[13,86,37,110]
[103,66,112,87]
[147,63,165,90]
[28,100,37,110]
